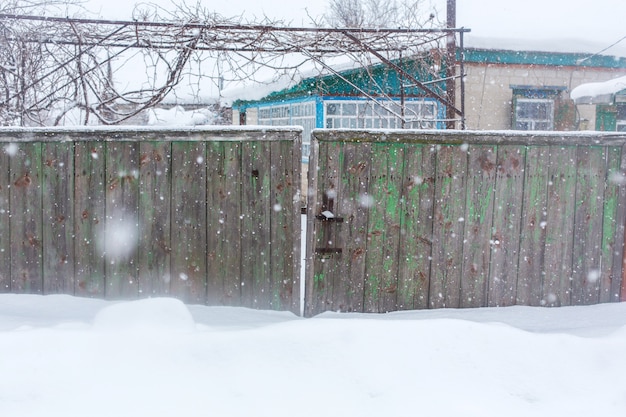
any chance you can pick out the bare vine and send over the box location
[0,1,464,126]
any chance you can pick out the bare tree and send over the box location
[325,0,442,29]
[0,0,208,126]
[0,1,462,127]
[0,0,101,125]
[326,0,367,28]
[0,1,293,126]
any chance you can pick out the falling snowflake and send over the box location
[358,193,375,208]
[608,172,626,185]
[99,212,138,260]
[587,269,600,283]
[4,143,18,156]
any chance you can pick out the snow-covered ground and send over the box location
[1,294,625,417]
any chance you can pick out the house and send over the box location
[461,48,626,131]
[570,75,626,131]
[232,47,626,143]
[227,0,626,141]
[230,53,448,162]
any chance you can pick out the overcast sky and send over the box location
[78,0,626,55]
[57,0,626,104]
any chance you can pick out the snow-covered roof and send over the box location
[146,106,218,126]
[220,57,369,106]
[571,75,626,104]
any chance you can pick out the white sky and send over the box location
[55,0,626,104]
[458,0,626,56]
[84,0,329,26]
[80,0,626,55]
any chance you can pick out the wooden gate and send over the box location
[305,130,626,316]
[0,127,301,313]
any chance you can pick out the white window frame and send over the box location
[256,101,317,162]
[514,98,554,131]
[324,99,437,130]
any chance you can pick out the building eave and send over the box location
[463,48,626,69]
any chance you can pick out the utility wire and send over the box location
[578,34,626,64]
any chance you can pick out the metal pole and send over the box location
[460,30,466,130]
[446,0,457,129]
[400,51,406,129]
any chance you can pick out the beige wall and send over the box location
[458,63,626,130]
[245,108,258,125]
[231,107,259,125]
[231,109,240,125]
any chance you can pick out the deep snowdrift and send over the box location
[0,294,625,417]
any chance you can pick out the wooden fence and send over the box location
[4,126,626,317]
[0,127,301,313]
[305,130,626,316]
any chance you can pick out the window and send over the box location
[324,99,437,130]
[511,85,565,131]
[515,99,554,131]
[256,101,316,162]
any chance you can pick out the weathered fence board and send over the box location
[363,143,406,312]
[105,142,140,298]
[461,145,497,308]
[430,145,467,308]
[269,139,299,311]
[0,146,10,291]
[0,127,301,313]
[170,141,208,304]
[74,142,106,297]
[381,144,406,313]
[517,146,550,306]
[397,144,435,310]
[600,147,622,303]
[309,140,341,312]
[10,142,43,293]
[488,145,525,307]
[337,141,372,312]
[306,130,626,316]
[240,140,271,308]
[542,146,577,306]
[206,141,229,305]
[138,141,172,297]
[207,141,243,306]
[42,142,75,294]
[572,147,606,305]
[363,143,388,312]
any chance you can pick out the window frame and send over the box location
[256,100,317,162]
[510,85,565,131]
[323,98,438,130]
[513,98,555,131]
